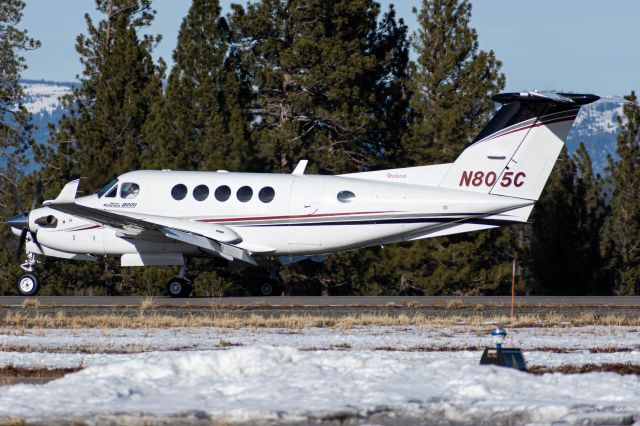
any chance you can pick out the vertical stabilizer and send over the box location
[439,92,599,201]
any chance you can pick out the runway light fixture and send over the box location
[479,327,527,372]
[491,327,507,349]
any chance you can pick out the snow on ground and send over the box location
[1,326,639,424]
[0,346,639,425]
[1,324,639,358]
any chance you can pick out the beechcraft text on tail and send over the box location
[5,91,600,297]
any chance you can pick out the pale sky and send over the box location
[20,0,640,96]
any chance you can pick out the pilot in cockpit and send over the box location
[121,183,140,199]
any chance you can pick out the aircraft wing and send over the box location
[43,180,260,265]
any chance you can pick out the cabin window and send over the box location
[193,184,209,201]
[337,190,355,203]
[215,185,231,202]
[171,184,188,200]
[120,182,140,199]
[237,186,253,202]
[258,186,275,203]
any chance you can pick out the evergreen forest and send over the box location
[1,0,639,296]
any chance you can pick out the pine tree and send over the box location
[37,0,164,193]
[601,92,640,295]
[402,0,504,165]
[526,149,580,294]
[0,0,40,294]
[375,0,509,296]
[31,0,165,294]
[144,0,254,172]
[524,144,607,295]
[573,142,608,294]
[230,0,409,174]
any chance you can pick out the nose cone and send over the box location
[6,213,29,230]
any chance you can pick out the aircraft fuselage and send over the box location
[19,170,528,261]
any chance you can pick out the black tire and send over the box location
[166,278,192,298]
[259,281,273,296]
[17,273,40,296]
[259,279,282,296]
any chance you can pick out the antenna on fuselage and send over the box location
[292,159,308,176]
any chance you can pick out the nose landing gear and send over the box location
[17,253,41,296]
[17,273,40,296]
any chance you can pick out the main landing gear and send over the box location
[166,264,193,298]
[164,260,286,298]
[16,253,41,296]
[259,266,283,296]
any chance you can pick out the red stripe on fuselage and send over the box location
[70,225,101,232]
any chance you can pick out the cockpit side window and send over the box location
[96,178,119,198]
[120,182,140,199]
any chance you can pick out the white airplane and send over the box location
[5,91,599,297]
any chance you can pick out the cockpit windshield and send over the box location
[96,178,119,198]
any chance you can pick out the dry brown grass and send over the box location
[138,296,155,312]
[528,363,640,375]
[445,298,465,310]
[1,310,639,330]
[0,366,82,379]
[217,339,241,348]
[0,366,83,388]
[0,341,196,354]
[21,298,40,309]
[0,418,28,426]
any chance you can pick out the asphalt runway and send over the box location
[0,295,639,306]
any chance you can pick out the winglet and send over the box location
[44,179,80,205]
[292,159,308,175]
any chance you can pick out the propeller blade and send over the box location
[31,180,42,211]
[10,182,23,214]
[16,228,28,261]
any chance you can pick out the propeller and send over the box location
[31,180,42,211]
[5,180,43,260]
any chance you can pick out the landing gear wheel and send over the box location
[166,278,193,298]
[259,279,283,296]
[17,273,40,296]
[260,281,273,296]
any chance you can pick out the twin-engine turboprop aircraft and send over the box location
[5,91,599,297]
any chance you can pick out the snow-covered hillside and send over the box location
[17,80,72,171]
[566,101,625,174]
[21,79,72,115]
